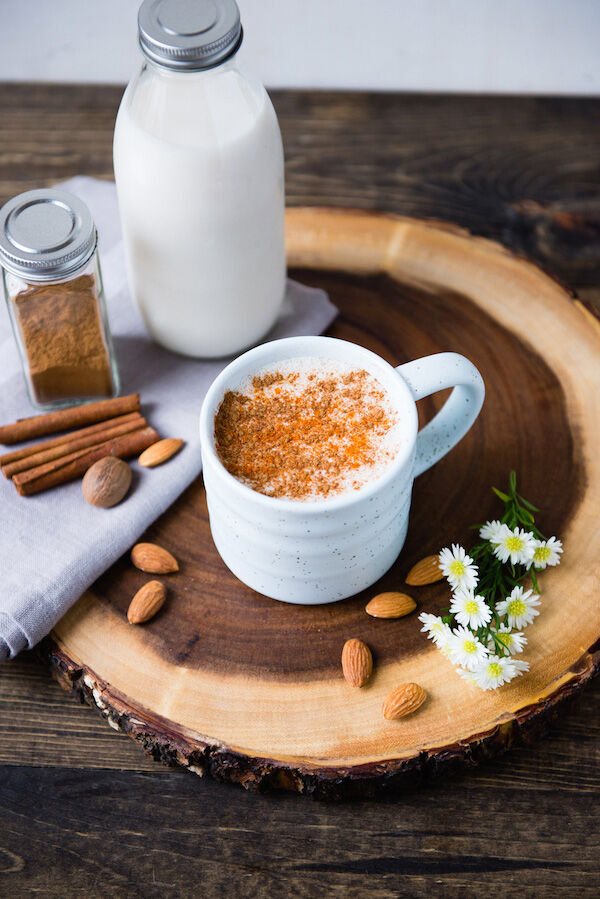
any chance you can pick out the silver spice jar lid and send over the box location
[0,189,97,282]
[138,0,243,71]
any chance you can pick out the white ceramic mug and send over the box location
[199,336,484,604]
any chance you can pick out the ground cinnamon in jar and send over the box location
[0,188,119,409]
[14,274,114,404]
[214,358,402,501]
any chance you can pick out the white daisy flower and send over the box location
[456,666,478,685]
[474,656,510,690]
[448,626,489,671]
[479,520,504,543]
[418,612,453,652]
[496,585,541,629]
[471,655,529,690]
[505,658,530,679]
[449,588,492,629]
[438,544,478,591]
[491,525,536,566]
[459,656,529,690]
[531,536,563,569]
[487,624,527,655]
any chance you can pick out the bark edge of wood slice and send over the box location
[41,636,599,800]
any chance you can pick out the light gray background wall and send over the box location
[0,0,598,94]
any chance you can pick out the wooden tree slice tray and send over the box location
[45,209,600,799]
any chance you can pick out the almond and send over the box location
[138,438,183,468]
[131,542,179,574]
[382,683,427,720]
[365,592,416,619]
[341,638,373,687]
[405,554,443,586]
[127,580,167,624]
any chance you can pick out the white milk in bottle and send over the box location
[113,0,286,357]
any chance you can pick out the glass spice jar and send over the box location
[0,188,119,410]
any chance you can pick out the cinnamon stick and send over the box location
[0,412,142,467]
[0,394,140,445]
[2,415,146,479]
[13,426,160,496]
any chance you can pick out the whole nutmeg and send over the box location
[82,456,132,508]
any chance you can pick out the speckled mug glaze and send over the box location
[200,336,484,604]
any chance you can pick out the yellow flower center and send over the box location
[508,598,526,617]
[505,535,524,552]
[488,662,502,677]
[534,546,551,562]
[497,633,512,648]
[465,599,479,615]
[464,640,477,654]
[449,560,466,577]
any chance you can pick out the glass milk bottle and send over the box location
[113,0,286,358]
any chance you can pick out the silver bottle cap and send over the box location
[0,189,97,282]
[138,0,243,71]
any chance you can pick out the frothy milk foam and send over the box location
[215,356,405,501]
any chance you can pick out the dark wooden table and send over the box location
[1,84,599,898]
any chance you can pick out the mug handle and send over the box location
[396,353,485,477]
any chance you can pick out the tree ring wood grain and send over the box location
[44,209,600,799]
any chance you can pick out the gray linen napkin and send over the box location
[0,176,337,661]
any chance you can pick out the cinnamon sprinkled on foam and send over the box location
[214,357,402,501]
